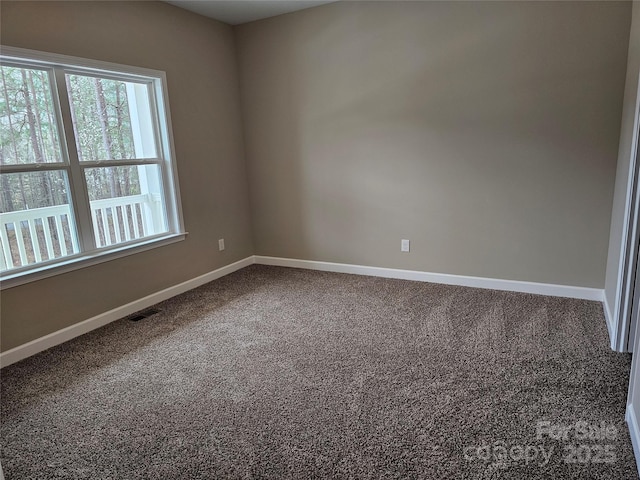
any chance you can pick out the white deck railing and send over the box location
[0,193,162,272]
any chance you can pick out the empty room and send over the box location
[2,0,640,478]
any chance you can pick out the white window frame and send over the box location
[0,46,186,289]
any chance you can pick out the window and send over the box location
[0,47,185,287]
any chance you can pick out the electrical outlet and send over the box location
[401,239,410,252]
[218,238,225,251]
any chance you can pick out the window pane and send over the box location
[0,65,64,165]
[0,171,78,271]
[66,74,157,161]
[85,165,167,248]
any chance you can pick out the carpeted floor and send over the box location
[1,265,637,479]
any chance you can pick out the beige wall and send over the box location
[0,1,634,353]
[605,2,640,333]
[0,1,253,351]
[236,1,630,287]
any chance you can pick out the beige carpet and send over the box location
[1,265,637,479]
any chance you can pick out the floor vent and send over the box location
[129,308,161,322]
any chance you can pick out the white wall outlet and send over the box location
[218,238,225,251]
[401,239,410,252]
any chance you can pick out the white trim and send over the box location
[0,45,186,290]
[627,406,640,478]
[603,295,619,351]
[613,71,640,353]
[2,255,609,367]
[1,233,187,290]
[254,256,604,301]
[0,256,253,368]
[0,45,168,79]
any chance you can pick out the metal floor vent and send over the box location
[129,308,161,322]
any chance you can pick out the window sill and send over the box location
[0,232,187,290]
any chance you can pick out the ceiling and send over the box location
[166,1,337,25]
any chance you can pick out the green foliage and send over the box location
[0,65,62,165]
[67,74,136,162]
[0,66,143,212]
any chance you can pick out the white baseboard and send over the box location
[627,406,640,478]
[254,256,604,301]
[2,255,608,367]
[0,256,254,368]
